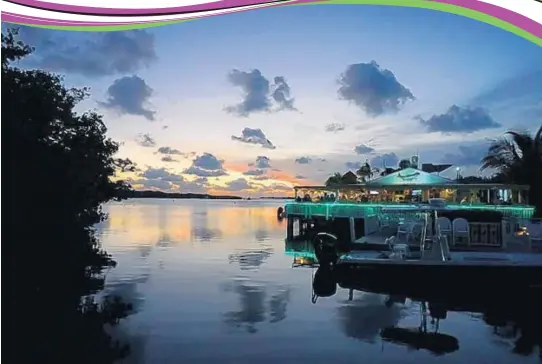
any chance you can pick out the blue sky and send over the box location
[10,4,542,196]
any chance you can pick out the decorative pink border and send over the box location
[1,0,541,39]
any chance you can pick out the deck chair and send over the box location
[437,217,452,243]
[452,218,470,246]
[386,236,409,259]
[397,219,424,242]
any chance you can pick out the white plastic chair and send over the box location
[452,218,470,246]
[397,219,424,242]
[437,217,452,235]
[386,236,409,259]
[396,223,409,241]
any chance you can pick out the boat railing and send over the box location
[285,201,535,219]
[427,209,451,261]
[419,212,428,256]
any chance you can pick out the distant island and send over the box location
[122,190,293,200]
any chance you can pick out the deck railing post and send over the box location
[501,218,508,248]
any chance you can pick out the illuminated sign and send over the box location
[397,171,421,181]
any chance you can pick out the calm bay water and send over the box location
[96,199,540,364]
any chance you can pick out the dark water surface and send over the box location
[96,199,541,364]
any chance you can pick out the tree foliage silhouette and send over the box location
[3,28,136,363]
[481,126,542,217]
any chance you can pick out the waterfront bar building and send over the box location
[291,168,532,218]
[283,167,534,251]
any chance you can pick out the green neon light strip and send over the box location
[7,0,542,46]
[285,202,534,211]
[284,250,317,258]
[285,202,535,218]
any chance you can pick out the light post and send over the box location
[456,167,461,181]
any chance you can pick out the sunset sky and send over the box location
[10,5,542,197]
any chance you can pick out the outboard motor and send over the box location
[429,302,448,320]
[277,206,284,220]
[312,266,337,302]
[312,232,340,267]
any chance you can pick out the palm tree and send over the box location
[325,172,342,186]
[480,125,542,217]
[356,161,373,182]
[399,159,411,170]
[380,167,397,176]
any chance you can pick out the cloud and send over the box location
[250,156,271,169]
[184,153,228,177]
[252,175,271,181]
[140,168,182,182]
[194,177,208,184]
[161,156,178,163]
[223,178,253,192]
[132,178,172,191]
[354,144,375,154]
[271,76,296,111]
[135,133,156,147]
[345,161,362,170]
[255,182,292,193]
[133,167,208,193]
[156,146,194,159]
[417,105,501,133]
[338,61,415,117]
[295,157,312,164]
[243,169,266,176]
[472,69,542,108]
[325,123,346,132]
[157,146,182,155]
[441,143,490,167]
[295,175,307,180]
[245,156,272,176]
[174,179,209,194]
[231,128,276,149]
[99,76,155,120]
[225,69,296,116]
[370,153,399,168]
[470,69,542,124]
[17,27,156,77]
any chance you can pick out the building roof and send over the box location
[341,171,357,180]
[364,168,455,187]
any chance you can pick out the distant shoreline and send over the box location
[123,190,293,200]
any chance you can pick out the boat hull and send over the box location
[335,258,542,301]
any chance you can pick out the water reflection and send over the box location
[100,200,285,250]
[222,277,292,333]
[310,264,542,361]
[102,273,149,314]
[223,278,267,333]
[94,200,542,363]
[255,228,270,242]
[269,287,291,323]
[337,293,406,343]
[228,247,274,270]
[191,226,223,242]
